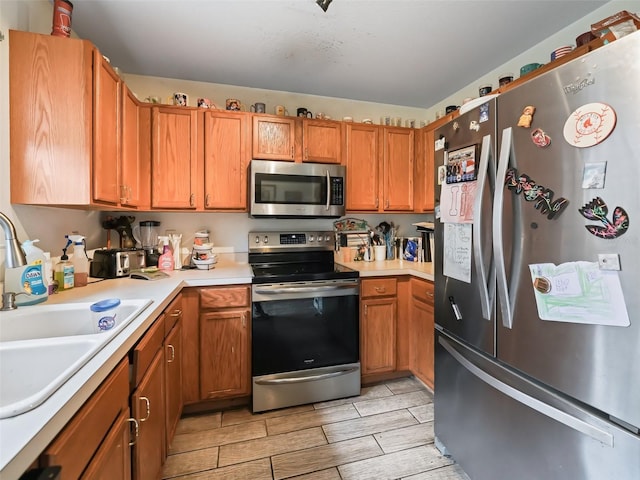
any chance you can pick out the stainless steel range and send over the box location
[249,230,360,412]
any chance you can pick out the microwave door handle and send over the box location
[325,170,331,211]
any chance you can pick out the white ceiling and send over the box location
[71,0,607,108]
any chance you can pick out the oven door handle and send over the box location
[254,366,359,385]
[253,284,358,295]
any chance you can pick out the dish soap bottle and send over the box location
[54,241,74,291]
[67,234,89,287]
[4,239,49,306]
[157,236,174,271]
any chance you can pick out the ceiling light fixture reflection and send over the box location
[316,0,333,12]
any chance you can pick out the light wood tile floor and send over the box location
[164,377,470,480]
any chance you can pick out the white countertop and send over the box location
[0,254,432,478]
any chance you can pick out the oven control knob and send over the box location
[263,236,269,244]
[255,235,260,244]
[325,235,331,242]
[309,235,315,242]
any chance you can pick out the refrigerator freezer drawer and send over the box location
[434,333,640,480]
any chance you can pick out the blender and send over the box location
[133,220,161,266]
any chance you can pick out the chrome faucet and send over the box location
[0,211,27,269]
[1,212,28,309]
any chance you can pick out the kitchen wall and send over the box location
[1,0,632,280]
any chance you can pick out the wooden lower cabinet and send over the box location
[200,307,250,399]
[131,318,166,480]
[80,408,132,480]
[164,295,184,451]
[410,277,435,389]
[360,277,398,377]
[39,358,130,479]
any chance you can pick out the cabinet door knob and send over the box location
[291,146,294,158]
[385,199,390,209]
[190,193,195,207]
[375,197,379,208]
[139,396,151,422]
[205,193,210,207]
[167,344,175,362]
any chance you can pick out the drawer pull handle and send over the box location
[167,344,175,362]
[426,291,434,297]
[374,286,386,293]
[127,418,139,446]
[139,396,151,422]
[169,309,182,318]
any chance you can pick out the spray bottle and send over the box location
[54,238,74,291]
[67,234,89,287]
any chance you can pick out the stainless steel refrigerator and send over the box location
[433,31,640,480]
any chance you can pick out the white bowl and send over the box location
[192,243,214,251]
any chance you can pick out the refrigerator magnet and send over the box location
[563,102,617,147]
[531,128,551,147]
[581,162,607,189]
[517,105,536,128]
[579,197,629,239]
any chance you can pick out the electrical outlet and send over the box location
[598,253,621,271]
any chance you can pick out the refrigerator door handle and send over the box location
[473,134,496,320]
[440,336,614,447]
[493,127,522,329]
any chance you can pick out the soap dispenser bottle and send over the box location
[54,240,74,291]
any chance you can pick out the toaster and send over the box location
[90,249,146,278]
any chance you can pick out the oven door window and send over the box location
[252,295,358,376]
[254,173,327,205]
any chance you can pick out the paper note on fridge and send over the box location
[528,261,630,327]
[443,223,472,283]
[439,181,477,223]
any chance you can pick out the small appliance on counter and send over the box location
[132,220,161,267]
[90,249,145,279]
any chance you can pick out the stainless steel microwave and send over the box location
[249,160,346,218]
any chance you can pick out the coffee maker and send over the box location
[133,220,161,266]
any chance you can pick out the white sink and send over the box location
[0,299,152,418]
[0,299,152,342]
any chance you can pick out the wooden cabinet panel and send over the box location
[152,106,198,208]
[121,85,150,208]
[302,120,342,163]
[199,285,250,309]
[410,278,435,389]
[9,30,93,205]
[92,50,121,205]
[396,277,411,372]
[132,315,165,386]
[132,350,165,480]
[180,288,200,405]
[344,124,380,211]
[383,127,414,211]
[203,111,250,209]
[252,115,295,161]
[414,126,435,212]
[361,277,397,298]
[200,309,250,399]
[165,319,183,449]
[361,298,397,375]
[80,409,132,480]
[40,358,129,479]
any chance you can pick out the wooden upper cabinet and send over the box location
[414,126,435,212]
[9,30,93,205]
[252,115,296,161]
[252,115,341,164]
[121,85,151,209]
[151,106,198,209]
[302,119,342,163]
[203,111,250,210]
[382,127,414,211]
[92,50,121,205]
[344,123,380,211]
